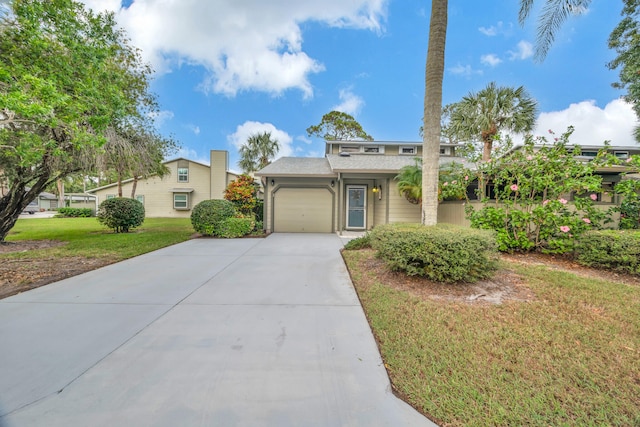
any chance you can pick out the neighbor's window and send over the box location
[135,195,144,205]
[614,151,629,160]
[400,146,416,155]
[339,145,360,153]
[106,194,116,199]
[581,150,598,158]
[363,145,384,153]
[178,167,189,182]
[174,193,188,209]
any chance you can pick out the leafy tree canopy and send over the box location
[0,0,157,241]
[306,111,373,141]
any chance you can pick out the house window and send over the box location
[339,145,360,153]
[106,194,116,200]
[614,151,629,160]
[363,145,384,153]
[440,147,451,156]
[174,193,189,209]
[400,146,417,155]
[135,195,144,205]
[178,167,189,182]
[581,150,598,158]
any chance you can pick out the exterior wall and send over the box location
[262,177,337,233]
[372,178,389,227]
[328,143,423,157]
[387,178,421,223]
[210,151,228,199]
[93,160,212,218]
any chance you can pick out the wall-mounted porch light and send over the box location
[270,179,275,186]
[372,184,382,200]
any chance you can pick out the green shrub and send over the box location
[575,230,640,276]
[370,223,498,283]
[254,220,263,232]
[97,197,145,233]
[253,199,264,222]
[190,199,237,236]
[344,233,371,250]
[216,217,254,238]
[56,207,93,217]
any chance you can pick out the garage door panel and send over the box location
[274,188,333,233]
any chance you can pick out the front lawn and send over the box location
[1,217,195,298]
[343,249,640,427]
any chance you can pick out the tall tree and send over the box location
[448,82,538,161]
[608,0,640,141]
[421,0,448,226]
[519,0,592,60]
[306,111,373,141]
[0,0,155,241]
[238,131,279,173]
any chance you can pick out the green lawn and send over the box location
[5,217,195,260]
[343,249,640,427]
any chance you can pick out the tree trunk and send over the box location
[422,0,448,226]
[131,176,138,199]
[117,175,123,197]
[0,177,49,242]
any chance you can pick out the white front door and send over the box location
[346,185,366,229]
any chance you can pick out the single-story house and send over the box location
[255,140,470,233]
[88,150,238,218]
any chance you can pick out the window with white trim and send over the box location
[614,151,629,160]
[399,146,417,155]
[135,195,144,205]
[178,167,189,182]
[581,150,598,158]
[363,145,384,153]
[106,194,116,199]
[339,145,360,153]
[174,193,189,209]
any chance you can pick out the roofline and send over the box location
[254,172,338,178]
[325,140,460,146]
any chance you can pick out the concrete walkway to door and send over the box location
[0,233,436,427]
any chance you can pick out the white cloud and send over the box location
[227,121,294,161]
[449,63,483,77]
[528,99,638,146]
[172,147,210,165]
[480,54,502,67]
[296,135,313,145]
[148,110,174,127]
[478,21,513,37]
[332,88,365,116]
[82,0,387,97]
[186,124,200,135]
[508,40,534,60]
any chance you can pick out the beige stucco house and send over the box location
[255,140,469,233]
[89,150,237,218]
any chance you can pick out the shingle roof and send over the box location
[255,157,336,177]
[255,154,474,177]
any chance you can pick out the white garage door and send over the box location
[273,188,333,233]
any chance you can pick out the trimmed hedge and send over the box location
[97,197,145,233]
[216,217,255,238]
[56,207,93,217]
[575,230,640,276]
[190,199,237,236]
[370,223,498,283]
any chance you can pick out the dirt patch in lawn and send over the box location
[0,240,115,299]
[347,249,640,305]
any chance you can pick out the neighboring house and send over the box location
[88,150,237,218]
[255,140,469,233]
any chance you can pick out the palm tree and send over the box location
[519,0,592,60]
[421,0,448,226]
[238,132,279,173]
[448,82,538,162]
[396,158,423,204]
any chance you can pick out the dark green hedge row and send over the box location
[369,223,498,283]
[575,230,640,276]
[56,207,93,217]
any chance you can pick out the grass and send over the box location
[343,250,640,427]
[4,217,195,260]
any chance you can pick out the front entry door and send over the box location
[346,185,366,229]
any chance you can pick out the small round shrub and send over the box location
[575,230,640,276]
[370,223,498,283]
[344,233,371,250]
[191,199,237,236]
[216,217,254,238]
[97,197,145,233]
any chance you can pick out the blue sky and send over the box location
[83,0,638,171]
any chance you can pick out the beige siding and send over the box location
[328,144,423,157]
[273,188,333,232]
[93,160,212,218]
[372,178,388,227]
[210,151,228,199]
[438,201,473,227]
[387,179,421,223]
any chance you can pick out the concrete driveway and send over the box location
[0,233,436,426]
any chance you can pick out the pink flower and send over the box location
[590,194,598,201]
[582,218,591,224]
[464,175,469,181]
[554,138,559,142]
[560,226,570,233]
[452,180,457,184]
[626,158,633,163]
[443,182,448,186]
[559,198,568,204]
[548,129,553,134]
[543,200,550,206]
[510,184,518,191]
[526,155,533,161]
